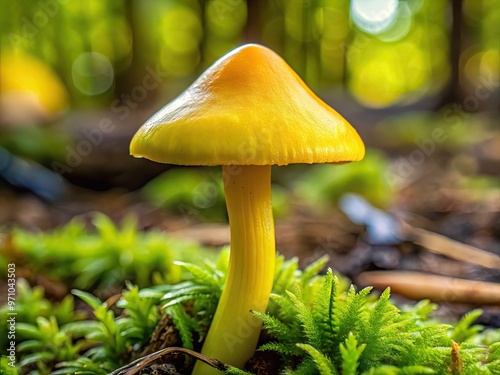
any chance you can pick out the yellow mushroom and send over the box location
[0,51,68,124]
[130,44,365,374]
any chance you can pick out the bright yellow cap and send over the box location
[130,44,365,166]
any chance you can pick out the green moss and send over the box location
[294,151,394,209]
[1,213,213,289]
[1,215,498,375]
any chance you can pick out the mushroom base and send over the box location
[192,165,276,375]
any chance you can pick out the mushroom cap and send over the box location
[130,44,365,166]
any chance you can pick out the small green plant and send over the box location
[1,356,19,375]
[16,316,85,371]
[0,280,90,374]
[7,281,165,375]
[1,213,212,289]
[141,168,290,222]
[450,309,484,344]
[0,126,70,162]
[294,151,393,209]
[70,284,159,369]
[151,252,333,351]
[0,279,83,355]
[141,168,228,222]
[255,269,500,374]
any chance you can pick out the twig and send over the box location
[401,222,500,269]
[357,271,500,305]
[108,347,228,375]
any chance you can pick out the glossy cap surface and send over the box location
[130,44,365,166]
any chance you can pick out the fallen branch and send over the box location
[402,222,500,269]
[357,271,500,305]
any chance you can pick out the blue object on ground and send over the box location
[339,193,402,245]
[0,147,67,202]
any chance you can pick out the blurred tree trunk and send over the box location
[114,0,147,98]
[245,0,262,42]
[442,0,462,106]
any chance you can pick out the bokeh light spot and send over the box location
[376,2,413,42]
[351,0,399,34]
[480,49,499,81]
[72,52,114,95]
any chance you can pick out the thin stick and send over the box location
[402,222,500,269]
[357,271,500,305]
[108,347,228,375]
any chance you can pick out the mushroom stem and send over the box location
[193,165,275,375]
